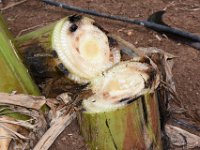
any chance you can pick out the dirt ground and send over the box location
[1,0,200,149]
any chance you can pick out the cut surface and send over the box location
[79,38,103,62]
[52,15,120,83]
[83,58,157,112]
[91,59,153,102]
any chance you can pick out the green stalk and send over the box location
[78,93,162,150]
[15,23,55,47]
[0,14,41,150]
[0,14,40,119]
[0,14,40,95]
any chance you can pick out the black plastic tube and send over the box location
[42,0,200,43]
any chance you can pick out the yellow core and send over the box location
[80,40,101,61]
[106,80,121,91]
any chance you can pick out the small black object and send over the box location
[57,63,69,75]
[147,11,169,27]
[51,50,58,58]
[108,36,118,47]
[119,97,131,103]
[69,23,78,32]
[68,14,82,23]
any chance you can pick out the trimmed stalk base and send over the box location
[78,93,162,150]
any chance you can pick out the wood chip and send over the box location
[165,124,200,149]
[33,112,76,150]
[0,93,47,110]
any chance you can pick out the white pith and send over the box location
[52,17,120,83]
[83,60,153,112]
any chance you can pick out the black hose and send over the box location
[42,0,200,44]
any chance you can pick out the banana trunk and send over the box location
[77,57,162,150]
[15,15,163,150]
[78,93,162,150]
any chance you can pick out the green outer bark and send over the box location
[0,14,40,95]
[78,93,162,150]
[15,23,55,46]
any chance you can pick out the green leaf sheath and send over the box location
[0,14,40,95]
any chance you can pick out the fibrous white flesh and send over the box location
[83,95,126,113]
[83,59,154,112]
[52,17,120,83]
